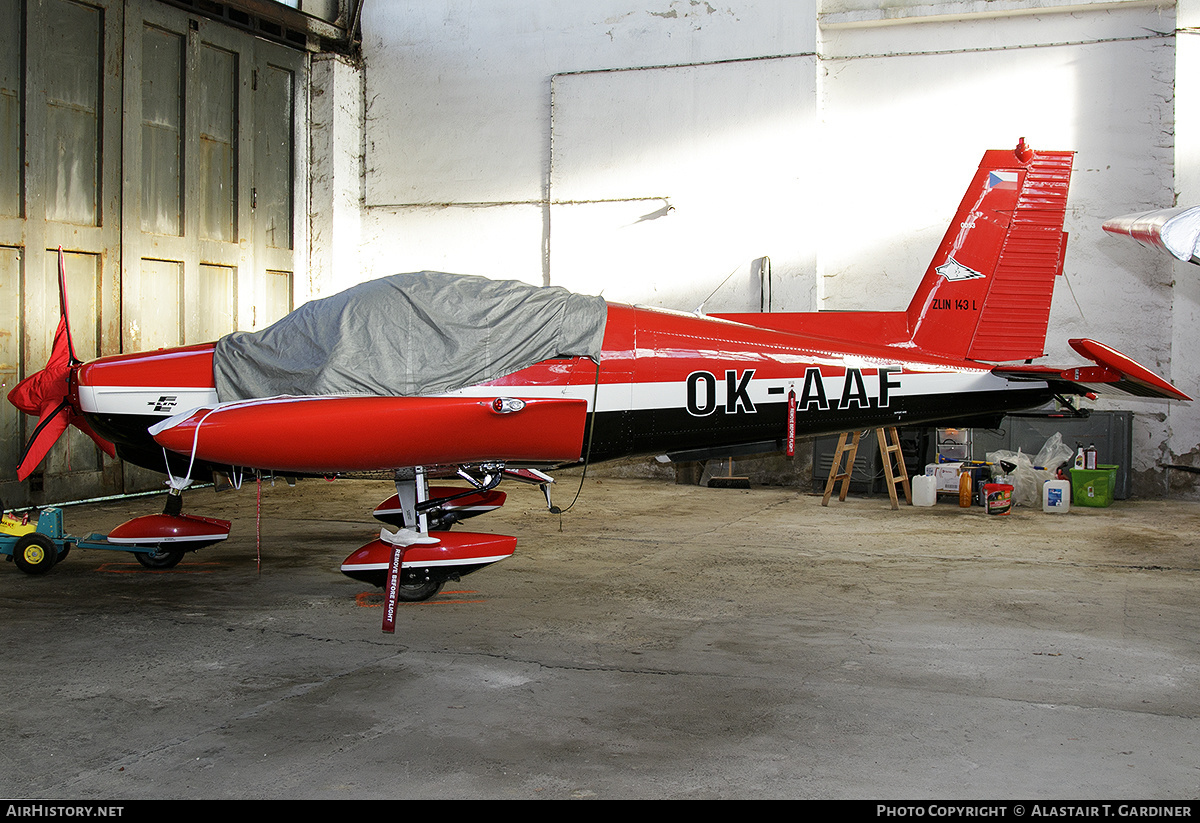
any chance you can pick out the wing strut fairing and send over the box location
[149,395,589,475]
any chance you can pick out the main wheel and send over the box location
[135,547,185,569]
[12,533,58,575]
[394,580,444,602]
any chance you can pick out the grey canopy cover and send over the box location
[213,272,608,402]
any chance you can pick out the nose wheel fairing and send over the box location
[105,513,232,550]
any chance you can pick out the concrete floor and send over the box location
[1,475,1198,799]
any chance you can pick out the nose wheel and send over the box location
[395,580,444,602]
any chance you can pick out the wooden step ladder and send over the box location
[822,430,862,506]
[875,426,912,509]
[822,427,912,509]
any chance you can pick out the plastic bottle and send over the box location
[1085,443,1098,470]
[1074,446,1085,470]
[1043,478,1071,513]
[959,470,973,508]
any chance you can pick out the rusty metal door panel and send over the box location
[252,42,302,332]
[140,25,184,237]
[257,63,294,252]
[1,0,124,505]
[118,2,303,491]
[43,0,102,227]
[198,42,238,244]
[124,258,182,352]
[263,269,293,328]
[190,263,235,343]
[0,247,21,482]
[124,3,303,352]
[0,2,22,220]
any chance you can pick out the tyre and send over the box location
[134,547,185,569]
[12,533,58,575]
[394,580,444,602]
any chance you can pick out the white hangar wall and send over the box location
[818,1,1187,494]
[1170,0,1200,488]
[308,0,1199,494]
[548,55,816,310]
[352,0,815,311]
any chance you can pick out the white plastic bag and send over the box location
[1034,432,1075,475]
[986,433,1073,507]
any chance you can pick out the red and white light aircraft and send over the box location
[8,141,1190,615]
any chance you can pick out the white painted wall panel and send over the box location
[362,0,814,207]
[359,205,547,287]
[549,56,817,311]
[817,27,1175,357]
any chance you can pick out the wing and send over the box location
[149,395,589,474]
[1102,205,1200,265]
[992,338,1191,401]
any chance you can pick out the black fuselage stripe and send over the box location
[88,385,1054,473]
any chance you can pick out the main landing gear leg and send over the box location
[162,488,184,517]
[134,489,187,568]
[391,466,430,535]
[382,467,440,632]
[135,489,187,568]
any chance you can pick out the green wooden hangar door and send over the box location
[0,0,308,505]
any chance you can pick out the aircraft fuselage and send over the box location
[74,301,1053,476]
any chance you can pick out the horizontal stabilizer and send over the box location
[1102,206,1200,265]
[992,338,1191,401]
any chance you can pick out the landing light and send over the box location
[490,397,526,414]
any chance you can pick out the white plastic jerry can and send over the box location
[912,474,937,507]
[1043,478,1071,513]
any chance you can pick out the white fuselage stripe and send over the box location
[447,371,1040,413]
[107,532,230,544]
[79,371,1043,420]
[341,554,512,571]
[78,386,221,416]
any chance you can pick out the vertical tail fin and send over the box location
[906,140,1073,362]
